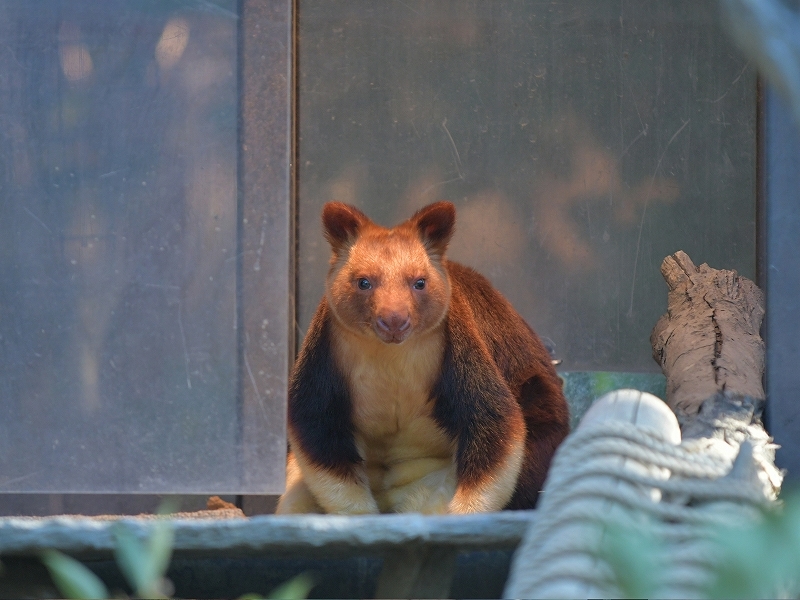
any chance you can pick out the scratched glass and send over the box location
[296,0,756,405]
[0,1,287,493]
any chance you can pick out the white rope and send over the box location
[551,423,733,477]
[504,392,776,599]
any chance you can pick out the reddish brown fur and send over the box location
[443,261,569,506]
[324,203,451,345]
[278,202,569,514]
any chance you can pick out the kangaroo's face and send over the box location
[322,202,456,344]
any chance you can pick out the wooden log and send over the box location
[508,256,783,598]
[651,250,765,417]
[650,251,781,497]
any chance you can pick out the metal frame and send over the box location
[237,0,294,497]
[0,0,294,516]
[764,86,800,483]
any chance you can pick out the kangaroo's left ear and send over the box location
[409,201,456,259]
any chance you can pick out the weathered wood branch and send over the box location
[651,250,765,415]
[651,251,781,497]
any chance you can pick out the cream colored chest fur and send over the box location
[332,325,457,512]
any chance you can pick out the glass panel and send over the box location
[0,0,290,493]
[297,1,756,391]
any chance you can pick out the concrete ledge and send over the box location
[0,512,535,598]
[0,511,535,559]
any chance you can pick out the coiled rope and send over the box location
[504,389,775,599]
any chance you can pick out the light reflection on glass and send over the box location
[0,1,268,494]
[156,18,190,70]
[297,1,757,377]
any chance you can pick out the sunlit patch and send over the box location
[80,343,100,412]
[60,45,93,82]
[156,17,191,70]
[59,22,93,82]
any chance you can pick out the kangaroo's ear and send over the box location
[322,202,371,253]
[410,201,456,259]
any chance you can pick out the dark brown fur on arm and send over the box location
[506,372,570,508]
[431,290,523,490]
[443,262,570,509]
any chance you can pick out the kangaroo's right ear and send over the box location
[322,202,370,253]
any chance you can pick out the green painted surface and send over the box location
[561,371,667,430]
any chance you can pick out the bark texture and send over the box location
[651,250,765,416]
[651,251,781,497]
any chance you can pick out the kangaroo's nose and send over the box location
[377,312,411,336]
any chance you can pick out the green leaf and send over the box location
[706,495,800,599]
[154,499,180,517]
[40,549,109,600]
[149,500,178,584]
[600,521,660,598]
[112,518,174,598]
[267,573,315,600]
[113,523,149,594]
[141,519,174,597]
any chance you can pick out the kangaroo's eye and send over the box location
[413,278,426,290]
[357,278,372,290]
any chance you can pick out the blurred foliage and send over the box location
[601,522,662,599]
[40,501,176,599]
[38,502,313,599]
[601,492,800,598]
[262,573,315,600]
[721,0,800,126]
[112,520,175,598]
[706,494,800,598]
[40,550,110,600]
